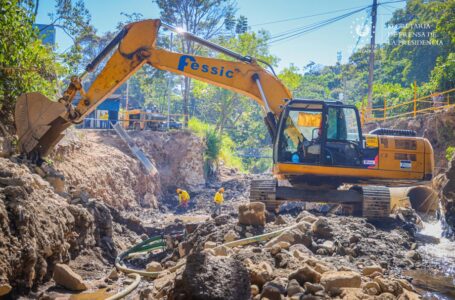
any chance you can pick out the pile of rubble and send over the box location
[139,203,422,300]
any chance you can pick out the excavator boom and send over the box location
[15,19,291,158]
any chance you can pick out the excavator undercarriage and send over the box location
[250,179,391,219]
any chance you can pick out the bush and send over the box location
[446,146,455,162]
[188,117,244,173]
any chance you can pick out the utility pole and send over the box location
[167,33,173,129]
[367,0,378,116]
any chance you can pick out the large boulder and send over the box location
[288,265,322,285]
[182,252,250,300]
[320,271,361,293]
[238,202,266,226]
[265,228,312,248]
[53,264,87,291]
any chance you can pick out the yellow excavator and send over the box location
[15,19,434,219]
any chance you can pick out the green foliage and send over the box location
[0,0,62,123]
[188,118,244,171]
[446,146,455,162]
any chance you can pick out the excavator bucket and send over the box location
[15,92,71,158]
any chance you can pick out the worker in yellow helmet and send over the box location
[176,188,190,210]
[212,187,224,216]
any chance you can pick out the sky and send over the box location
[35,0,405,72]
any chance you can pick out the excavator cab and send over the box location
[275,99,363,168]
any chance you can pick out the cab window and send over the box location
[326,107,360,142]
[278,109,323,163]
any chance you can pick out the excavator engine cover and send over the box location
[15,92,70,158]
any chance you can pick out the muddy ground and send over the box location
[0,129,454,299]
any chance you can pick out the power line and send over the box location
[263,0,405,46]
[268,6,371,45]
[250,4,370,27]
[251,0,405,29]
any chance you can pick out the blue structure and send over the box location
[77,94,122,129]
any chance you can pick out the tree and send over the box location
[0,0,61,126]
[154,0,237,127]
[235,15,248,34]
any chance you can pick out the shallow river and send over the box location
[405,219,455,299]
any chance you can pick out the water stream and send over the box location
[404,218,455,299]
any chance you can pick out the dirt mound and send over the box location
[129,130,205,191]
[51,130,161,209]
[0,158,96,294]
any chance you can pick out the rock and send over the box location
[0,137,12,158]
[289,243,313,256]
[320,271,361,293]
[146,261,163,272]
[107,269,118,280]
[238,202,266,226]
[304,282,324,294]
[377,292,397,299]
[363,281,381,295]
[319,240,335,253]
[396,279,414,291]
[248,261,274,287]
[214,245,229,256]
[0,283,12,296]
[46,173,65,194]
[398,289,421,300]
[362,265,383,276]
[251,284,260,297]
[349,234,361,244]
[275,215,288,225]
[287,279,304,297]
[313,262,333,274]
[224,230,238,243]
[289,265,321,285]
[182,252,250,300]
[261,280,286,300]
[311,217,333,239]
[339,288,366,299]
[214,214,230,226]
[405,250,421,261]
[53,264,88,291]
[296,211,317,223]
[270,241,291,255]
[265,229,312,248]
[374,277,403,296]
[204,241,217,249]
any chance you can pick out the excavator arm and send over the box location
[15,19,291,158]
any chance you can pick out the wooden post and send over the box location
[383,97,387,121]
[413,80,417,117]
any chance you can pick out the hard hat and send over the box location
[176,188,182,193]
[218,187,225,193]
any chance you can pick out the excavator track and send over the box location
[249,179,280,212]
[360,186,391,219]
